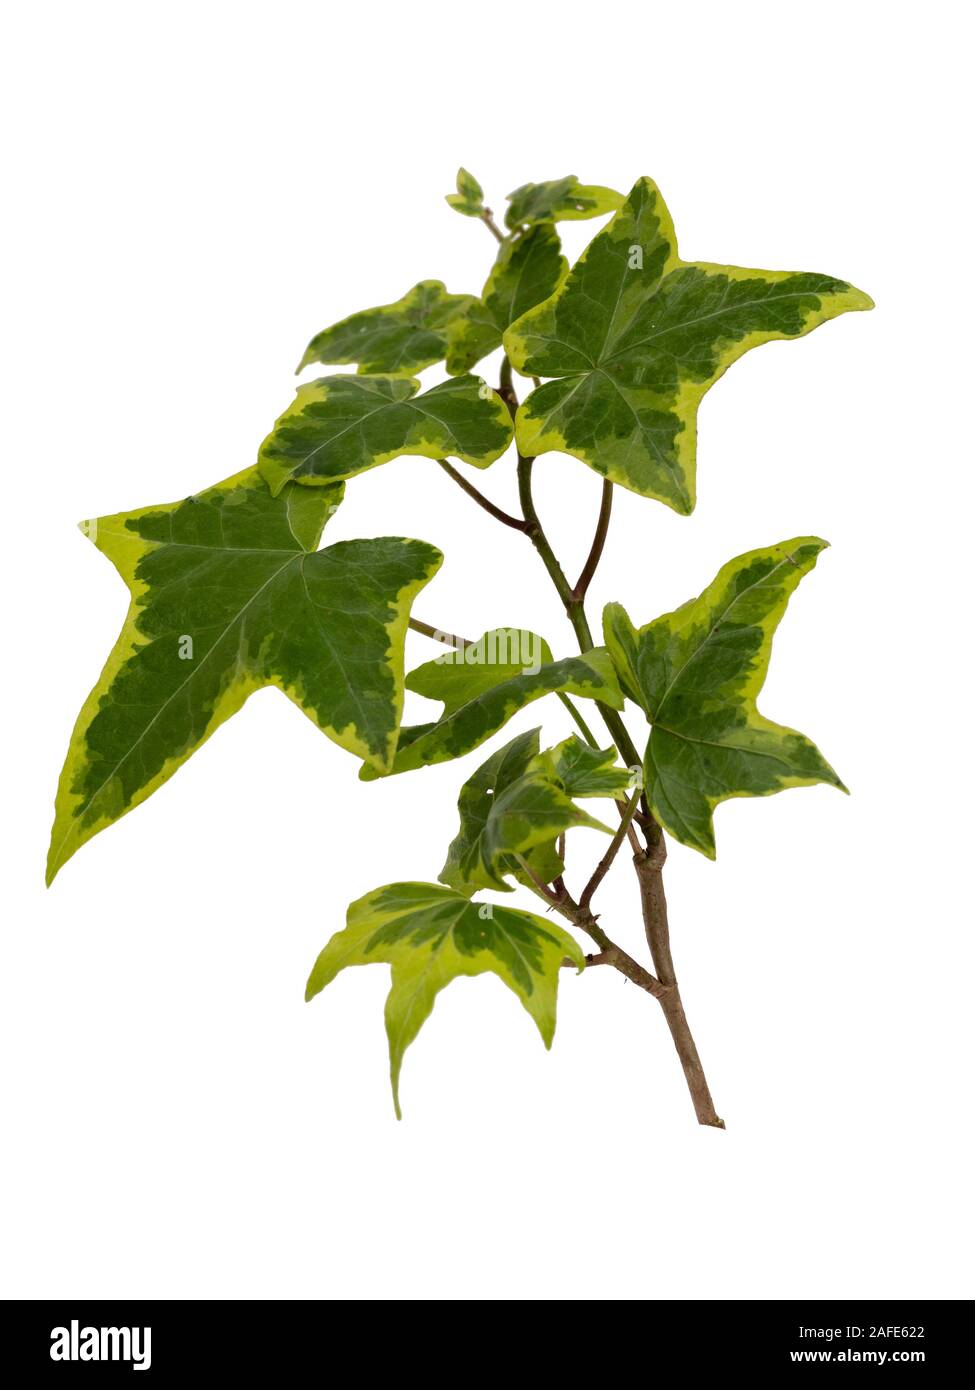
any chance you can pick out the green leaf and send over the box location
[361,628,623,778]
[540,734,634,799]
[445,223,568,374]
[445,166,485,218]
[440,729,611,896]
[603,537,845,858]
[297,280,478,377]
[505,177,623,230]
[504,176,873,513]
[258,373,513,495]
[305,881,585,1116]
[47,468,442,883]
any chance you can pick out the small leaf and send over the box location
[445,223,568,374]
[297,280,478,377]
[47,468,442,882]
[258,373,513,494]
[440,729,611,896]
[361,628,623,778]
[505,177,623,230]
[504,177,873,513]
[539,735,633,799]
[305,881,585,1116]
[603,537,845,858]
[445,167,485,218]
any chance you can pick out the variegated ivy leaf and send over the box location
[361,628,623,779]
[297,280,478,377]
[542,735,633,799]
[504,177,873,513]
[603,537,845,858]
[445,223,568,375]
[258,373,513,495]
[305,881,585,1117]
[445,166,485,218]
[47,468,441,883]
[440,729,612,896]
[505,177,623,230]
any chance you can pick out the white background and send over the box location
[1,1,972,1300]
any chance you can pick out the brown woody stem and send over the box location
[437,459,527,531]
[633,837,725,1128]
[572,480,613,603]
[579,788,640,914]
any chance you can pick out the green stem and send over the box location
[557,695,598,747]
[408,616,466,648]
[517,454,575,609]
[503,360,646,779]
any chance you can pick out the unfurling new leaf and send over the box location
[541,735,633,800]
[603,537,845,857]
[439,729,618,896]
[305,881,585,1116]
[445,167,485,219]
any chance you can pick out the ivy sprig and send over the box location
[48,171,871,1127]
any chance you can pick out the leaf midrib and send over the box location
[601,281,830,368]
[289,381,478,472]
[63,549,302,845]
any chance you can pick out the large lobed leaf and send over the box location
[604,537,845,857]
[47,469,441,882]
[297,280,477,377]
[258,373,513,495]
[445,223,568,375]
[305,881,585,1116]
[361,628,623,779]
[504,177,873,513]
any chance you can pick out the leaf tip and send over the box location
[304,957,325,1002]
[44,831,70,886]
[850,286,875,312]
